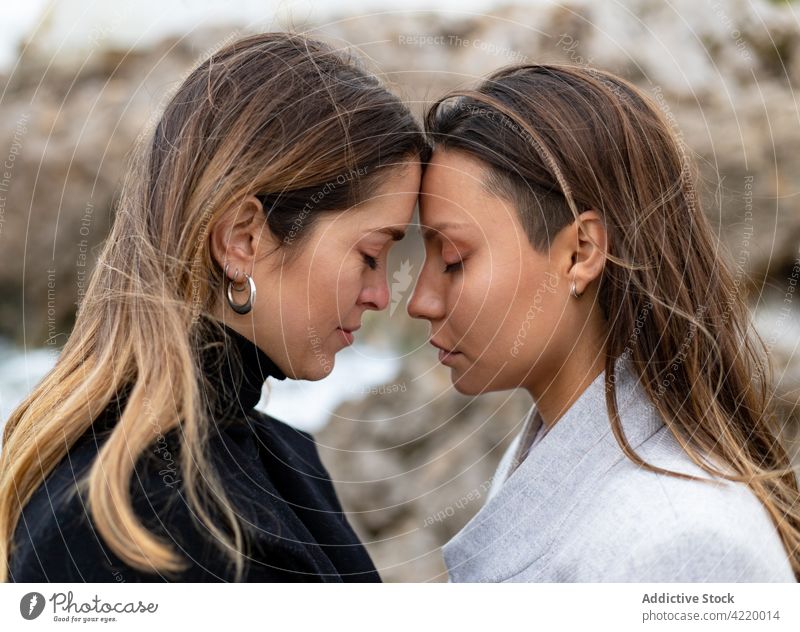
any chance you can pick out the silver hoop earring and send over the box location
[225,265,256,314]
[570,281,583,299]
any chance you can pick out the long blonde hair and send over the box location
[0,32,427,581]
[425,64,800,579]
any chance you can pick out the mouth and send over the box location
[337,325,361,346]
[430,339,463,366]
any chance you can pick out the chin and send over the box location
[451,371,485,396]
[302,356,336,381]
[452,366,513,396]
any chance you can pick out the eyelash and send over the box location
[363,254,380,271]
[443,260,463,274]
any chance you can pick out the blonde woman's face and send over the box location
[408,149,574,395]
[253,162,421,380]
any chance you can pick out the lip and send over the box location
[430,339,463,366]
[337,325,361,346]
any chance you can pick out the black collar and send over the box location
[197,316,286,418]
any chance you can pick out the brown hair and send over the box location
[425,63,800,578]
[0,32,427,581]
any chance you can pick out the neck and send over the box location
[524,324,608,430]
[196,313,287,417]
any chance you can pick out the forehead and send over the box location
[419,149,516,236]
[362,160,421,220]
[421,149,487,199]
[319,162,422,236]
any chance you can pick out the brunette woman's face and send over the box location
[408,149,579,395]
[236,161,422,380]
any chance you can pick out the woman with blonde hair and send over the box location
[409,64,799,581]
[1,32,426,582]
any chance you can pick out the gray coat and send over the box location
[442,357,796,582]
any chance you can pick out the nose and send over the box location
[357,272,390,311]
[407,266,445,322]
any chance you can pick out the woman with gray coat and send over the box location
[408,63,799,582]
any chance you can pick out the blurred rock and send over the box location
[0,27,248,344]
[317,352,530,581]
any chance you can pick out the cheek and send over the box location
[444,269,485,332]
[305,257,361,321]
[336,267,365,311]
[464,264,560,360]
[452,261,521,344]
[272,261,336,350]
[504,271,564,355]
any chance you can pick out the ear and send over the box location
[209,195,274,280]
[562,209,607,296]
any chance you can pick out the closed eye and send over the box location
[443,260,462,273]
[363,254,379,271]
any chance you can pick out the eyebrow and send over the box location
[420,222,470,241]
[366,227,407,241]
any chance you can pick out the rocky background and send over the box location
[1,0,799,581]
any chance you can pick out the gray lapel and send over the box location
[443,355,666,581]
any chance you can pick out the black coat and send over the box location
[9,319,380,582]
